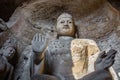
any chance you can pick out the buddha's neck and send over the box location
[59,36,74,40]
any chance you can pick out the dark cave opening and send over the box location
[0,0,28,22]
[0,4,16,22]
[108,0,120,11]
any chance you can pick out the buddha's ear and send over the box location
[75,25,79,38]
[75,32,79,38]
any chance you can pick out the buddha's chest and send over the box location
[47,39,89,79]
[48,40,71,58]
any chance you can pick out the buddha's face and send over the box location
[2,46,15,60]
[56,14,76,36]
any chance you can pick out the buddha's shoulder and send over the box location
[71,39,97,45]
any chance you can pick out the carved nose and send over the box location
[64,24,68,26]
[64,22,69,26]
[64,21,68,25]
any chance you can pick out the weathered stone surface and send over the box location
[1,0,119,79]
[71,39,100,79]
[8,15,56,55]
[7,0,119,41]
[14,46,33,80]
[76,3,119,39]
[97,32,120,79]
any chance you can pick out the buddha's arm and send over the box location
[7,64,13,80]
[32,33,47,64]
[80,69,112,80]
[80,49,117,80]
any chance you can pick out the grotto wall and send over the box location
[7,0,119,54]
[0,0,120,79]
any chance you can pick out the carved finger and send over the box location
[107,60,114,67]
[40,34,42,42]
[39,34,42,41]
[105,56,114,62]
[105,56,114,63]
[36,33,39,41]
[98,51,106,58]
[106,49,117,56]
[44,37,47,44]
[40,34,43,42]
[105,51,116,60]
[33,34,37,41]
[41,35,45,42]
[96,51,106,63]
[34,33,39,41]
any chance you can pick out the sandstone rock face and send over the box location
[98,32,120,78]
[71,39,100,79]
[8,0,119,41]
[76,3,119,39]
[2,0,120,79]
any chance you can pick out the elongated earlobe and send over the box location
[75,25,79,38]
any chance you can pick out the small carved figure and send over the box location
[0,55,13,80]
[0,37,16,80]
[0,37,17,63]
[14,46,34,80]
[0,18,8,32]
[0,38,16,59]
[0,18,12,48]
[31,13,117,80]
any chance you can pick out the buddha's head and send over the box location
[1,38,16,60]
[56,13,76,37]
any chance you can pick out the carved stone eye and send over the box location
[69,21,72,23]
[51,30,54,32]
[10,49,13,52]
[60,21,64,24]
[24,56,28,60]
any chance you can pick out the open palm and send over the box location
[32,33,47,55]
[95,49,117,70]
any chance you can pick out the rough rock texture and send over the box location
[7,0,119,55]
[14,46,33,80]
[71,39,100,79]
[1,0,120,79]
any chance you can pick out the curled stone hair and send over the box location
[56,13,79,38]
[57,13,73,22]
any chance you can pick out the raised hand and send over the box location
[94,49,117,71]
[32,33,47,55]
